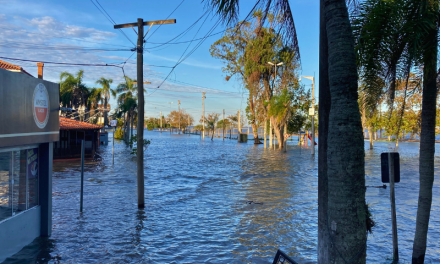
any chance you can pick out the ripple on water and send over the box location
[2,133,440,263]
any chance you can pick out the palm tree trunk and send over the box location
[104,96,108,126]
[324,0,367,263]
[412,7,438,262]
[318,0,331,261]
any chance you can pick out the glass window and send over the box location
[0,147,39,222]
[0,152,12,221]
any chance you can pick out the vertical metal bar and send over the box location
[80,140,84,212]
[388,153,399,261]
[112,126,115,165]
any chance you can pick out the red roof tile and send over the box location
[0,59,34,77]
[60,117,103,130]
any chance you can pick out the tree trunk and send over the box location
[412,5,438,262]
[264,121,267,148]
[269,120,273,147]
[130,110,134,140]
[252,123,260,144]
[318,0,331,261]
[271,117,285,150]
[324,0,367,263]
[368,126,374,149]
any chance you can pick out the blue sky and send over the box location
[0,0,318,124]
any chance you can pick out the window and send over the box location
[0,147,39,222]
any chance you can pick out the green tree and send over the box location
[59,70,89,115]
[207,1,368,263]
[95,77,114,126]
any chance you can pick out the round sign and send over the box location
[284,133,290,139]
[33,83,50,129]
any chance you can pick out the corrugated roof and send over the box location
[60,117,103,130]
[0,59,34,77]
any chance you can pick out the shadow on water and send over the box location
[3,132,440,263]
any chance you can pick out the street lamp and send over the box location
[267,61,283,150]
[168,102,173,133]
[300,75,316,155]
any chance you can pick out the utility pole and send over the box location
[114,18,176,209]
[300,75,316,155]
[223,109,225,141]
[178,100,181,134]
[202,92,206,139]
[237,110,241,136]
[168,102,173,134]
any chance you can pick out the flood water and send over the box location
[3,131,440,263]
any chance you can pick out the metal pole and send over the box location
[112,126,115,165]
[388,153,399,261]
[80,140,84,212]
[202,92,206,139]
[223,109,225,141]
[311,74,315,155]
[136,18,145,208]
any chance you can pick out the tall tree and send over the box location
[96,77,114,127]
[60,70,89,115]
[411,0,439,262]
[207,1,368,263]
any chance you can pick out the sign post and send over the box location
[110,120,117,165]
[381,152,400,261]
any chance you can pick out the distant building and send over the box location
[55,117,102,160]
[0,59,34,77]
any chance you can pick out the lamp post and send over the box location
[267,61,283,149]
[300,75,316,155]
[168,102,173,134]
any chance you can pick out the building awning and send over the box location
[60,117,103,130]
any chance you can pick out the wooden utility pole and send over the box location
[114,18,176,209]
[202,92,206,139]
[223,109,225,141]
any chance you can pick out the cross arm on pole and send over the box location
[114,19,176,29]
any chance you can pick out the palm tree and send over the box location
[410,1,439,263]
[96,77,114,126]
[87,87,103,122]
[207,1,367,263]
[60,70,89,119]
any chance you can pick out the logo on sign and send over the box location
[33,83,50,129]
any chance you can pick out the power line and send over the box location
[90,0,136,46]
[0,56,123,67]
[0,26,132,48]
[145,0,186,41]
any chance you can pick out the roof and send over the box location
[59,117,103,131]
[0,59,34,77]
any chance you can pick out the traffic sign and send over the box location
[284,133,290,139]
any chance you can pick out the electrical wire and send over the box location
[145,0,186,41]
[0,56,123,67]
[90,0,136,47]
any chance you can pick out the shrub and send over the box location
[114,127,124,139]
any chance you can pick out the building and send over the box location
[0,59,34,77]
[55,117,102,160]
[0,65,59,261]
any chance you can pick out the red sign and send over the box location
[33,83,50,129]
[284,133,290,139]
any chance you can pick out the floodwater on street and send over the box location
[3,130,440,263]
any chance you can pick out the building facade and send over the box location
[0,67,59,262]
